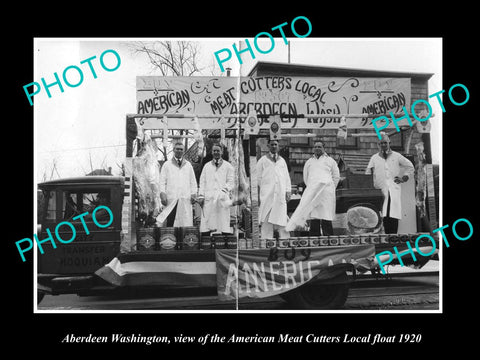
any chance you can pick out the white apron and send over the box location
[257,155,291,227]
[366,151,414,220]
[157,159,197,227]
[198,160,235,233]
[302,155,339,221]
[286,182,328,231]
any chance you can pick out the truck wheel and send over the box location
[37,291,45,305]
[281,281,350,310]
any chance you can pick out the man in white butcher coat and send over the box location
[198,144,235,235]
[159,142,197,227]
[257,140,291,239]
[302,140,340,236]
[365,133,414,233]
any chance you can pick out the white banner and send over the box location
[136,76,411,130]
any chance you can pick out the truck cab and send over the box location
[37,176,125,302]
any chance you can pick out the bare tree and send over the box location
[207,54,225,76]
[130,41,203,76]
[129,40,210,164]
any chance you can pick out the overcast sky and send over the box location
[34,38,442,181]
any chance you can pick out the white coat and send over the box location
[256,154,291,227]
[365,151,414,220]
[302,154,340,221]
[158,158,197,227]
[198,159,235,233]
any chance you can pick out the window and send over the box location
[63,192,78,220]
[44,190,56,220]
[389,131,403,151]
[61,190,111,221]
[293,171,304,186]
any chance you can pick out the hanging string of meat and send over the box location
[226,137,251,236]
[132,132,161,226]
[226,137,250,207]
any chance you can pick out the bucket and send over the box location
[212,234,226,249]
[226,235,237,249]
[137,227,156,251]
[238,238,247,249]
[200,235,212,250]
[159,227,177,251]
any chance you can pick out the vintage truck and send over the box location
[36,174,375,309]
[36,175,125,304]
[36,112,437,310]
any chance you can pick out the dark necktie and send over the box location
[383,151,388,159]
[215,159,219,167]
[177,158,182,167]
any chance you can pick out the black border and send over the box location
[7,5,478,354]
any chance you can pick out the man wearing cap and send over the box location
[365,133,415,233]
[256,139,291,239]
[159,142,197,227]
[197,143,236,235]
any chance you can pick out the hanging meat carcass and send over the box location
[132,132,161,226]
